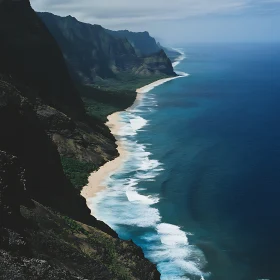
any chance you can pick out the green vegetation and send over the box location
[77,83,137,122]
[62,215,89,235]
[0,4,161,279]
[83,97,119,122]
[39,12,175,88]
[61,157,96,190]
[106,29,160,56]
[61,215,132,280]
[94,73,169,91]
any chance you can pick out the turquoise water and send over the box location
[90,43,280,280]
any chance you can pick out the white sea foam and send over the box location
[130,115,148,131]
[177,71,190,77]
[175,260,205,276]
[126,190,159,205]
[138,157,162,171]
[91,48,209,279]
[157,223,189,246]
[172,48,187,67]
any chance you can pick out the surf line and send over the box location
[82,47,189,207]
[82,49,210,279]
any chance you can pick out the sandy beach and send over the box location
[81,75,182,213]
[81,112,127,199]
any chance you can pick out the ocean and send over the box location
[90,43,280,280]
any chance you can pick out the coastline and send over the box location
[81,75,184,213]
[80,49,201,280]
[81,112,127,212]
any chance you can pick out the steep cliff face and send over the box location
[161,45,182,64]
[107,29,161,56]
[107,30,182,64]
[0,74,115,234]
[0,0,116,231]
[0,105,160,279]
[0,108,160,279]
[38,12,137,83]
[0,0,121,167]
[0,0,84,119]
[38,12,176,86]
[0,1,160,278]
[139,49,175,76]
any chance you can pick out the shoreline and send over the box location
[81,75,184,214]
[81,112,127,213]
[82,48,187,214]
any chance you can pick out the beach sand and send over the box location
[81,113,127,199]
[81,76,182,213]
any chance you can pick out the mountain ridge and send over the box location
[106,29,161,56]
[38,12,176,88]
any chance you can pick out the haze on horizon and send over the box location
[32,0,279,45]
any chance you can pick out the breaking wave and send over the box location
[89,49,209,279]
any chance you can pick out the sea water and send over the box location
[90,43,280,280]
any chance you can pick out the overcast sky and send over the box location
[31,0,279,45]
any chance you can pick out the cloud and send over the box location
[31,0,280,29]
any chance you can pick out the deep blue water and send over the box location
[91,43,280,280]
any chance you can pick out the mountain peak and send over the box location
[66,14,78,21]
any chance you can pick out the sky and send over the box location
[31,0,279,44]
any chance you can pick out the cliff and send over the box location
[0,0,124,169]
[107,30,182,64]
[38,12,176,88]
[107,29,161,56]
[0,0,84,119]
[0,1,160,279]
[106,30,161,56]
[160,45,182,64]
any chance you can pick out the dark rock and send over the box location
[0,75,116,237]
[0,151,28,230]
[0,2,161,279]
[0,0,84,119]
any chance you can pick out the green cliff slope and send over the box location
[0,1,160,279]
[38,12,176,90]
[107,30,181,64]
[106,29,161,56]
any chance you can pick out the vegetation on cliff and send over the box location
[0,1,165,278]
[38,12,176,90]
[106,29,161,56]
[36,11,177,186]
[107,29,181,64]
[61,157,96,191]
